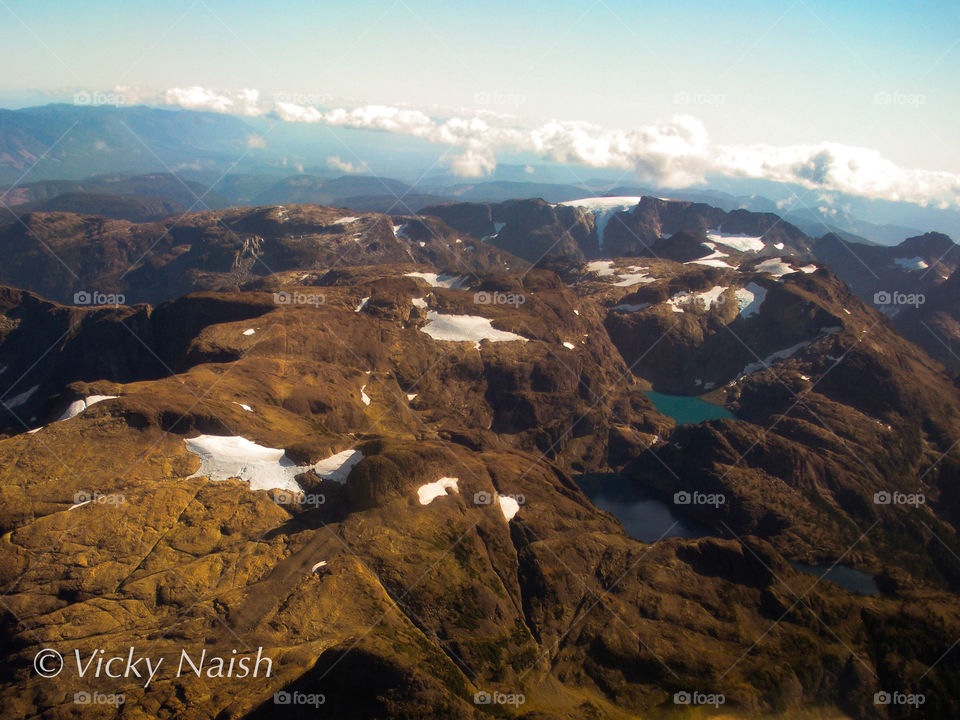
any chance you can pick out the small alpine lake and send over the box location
[645,391,735,424]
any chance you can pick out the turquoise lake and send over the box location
[645,391,735,424]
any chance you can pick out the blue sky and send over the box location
[1,0,959,198]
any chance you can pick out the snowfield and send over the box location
[667,286,728,313]
[55,395,118,422]
[736,282,768,317]
[417,477,459,505]
[184,436,363,491]
[586,260,654,286]
[404,272,469,289]
[755,258,818,279]
[420,311,526,344]
[707,231,765,253]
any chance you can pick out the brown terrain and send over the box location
[0,202,957,719]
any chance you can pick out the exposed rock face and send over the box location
[1,201,959,720]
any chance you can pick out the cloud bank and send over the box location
[155,86,960,207]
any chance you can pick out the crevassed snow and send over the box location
[4,385,39,409]
[242,328,256,336]
[420,311,526,343]
[55,395,118,422]
[334,216,359,225]
[561,196,642,249]
[411,297,428,309]
[355,296,370,312]
[893,257,929,271]
[184,436,362,491]
[562,342,575,350]
[667,286,728,312]
[707,231,765,253]
[417,477,459,505]
[498,494,520,521]
[314,449,364,484]
[404,272,469,289]
[360,385,371,406]
[737,282,767,317]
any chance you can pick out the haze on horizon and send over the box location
[1,0,959,207]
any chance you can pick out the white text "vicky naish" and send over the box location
[74,647,273,688]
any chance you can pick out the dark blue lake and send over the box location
[790,562,880,595]
[576,474,711,543]
[645,391,735,424]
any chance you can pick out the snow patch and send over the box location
[360,385,371,406]
[56,395,118,422]
[667,286,728,313]
[404,272,469,289]
[333,216,359,225]
[242,328,256,336]
[417,477,459,505]
[355,296,370,312]
[412,297,428,309]
[498,494,520,521]
[233,402,253,412]
[562,341,575,350]
[184,436,362,491]
[707,231,765,253]
[737,282,767,317]
[420,311,526,344]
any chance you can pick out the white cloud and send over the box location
[163,87,261,116]
[713,142,960,207]
[326,155,367,173]
[154,87,960,206]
